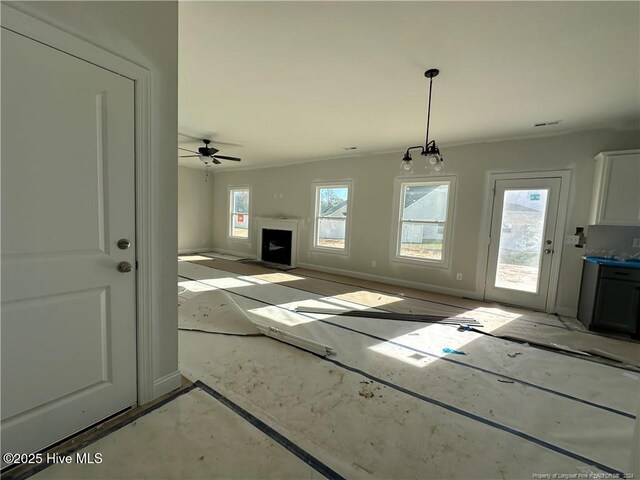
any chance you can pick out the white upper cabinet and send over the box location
[589,150,640,226]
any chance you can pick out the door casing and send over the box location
[1,4,158,404]
[476,170,571,313]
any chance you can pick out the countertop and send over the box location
[583,256,640,269]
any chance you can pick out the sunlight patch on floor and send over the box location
[194,276,255,289]
[244,272,306,284]
[308,296,386,312]
[246,305,314,326]
[239,275,273,285]
[178,255,213,262]
[332,290,404,308]
[247,296,377,326]
[369,323,481,367]
[178,279,217,293]
[465,307,524,332]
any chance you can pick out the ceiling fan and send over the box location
[178,139,241,165]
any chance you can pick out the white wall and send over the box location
[178,166,215,252]
[9,1,180,395]
[211,127,640,316]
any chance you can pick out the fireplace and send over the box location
[261,229,292,266]
[256,218,300,267]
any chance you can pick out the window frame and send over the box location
[227,186,251,242]
[311,181,353,255]
[391,176,456,268]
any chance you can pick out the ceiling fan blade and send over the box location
[178,147,198,154]
[212,155,241,162]
[211,140,243,147]
[179,155,200,158]
[211,157,222,165]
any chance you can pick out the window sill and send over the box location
[227,236,250,243]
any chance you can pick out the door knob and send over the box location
[117,239,131,250]
[544,249,553,254]
[117,261,133,273]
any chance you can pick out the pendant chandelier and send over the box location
[400,68,444,175]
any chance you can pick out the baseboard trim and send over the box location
[152,370,182,399]
[210,247,257,259]
[296,261,475,299]
[178,247,216,255]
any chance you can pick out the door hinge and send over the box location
[135,261,139,270]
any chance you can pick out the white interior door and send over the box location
[1,28,137,458]
[484,177,561,311]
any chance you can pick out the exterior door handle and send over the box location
[117,261,133,273]
[117,239,131,250]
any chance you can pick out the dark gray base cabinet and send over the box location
[577,261,640,337]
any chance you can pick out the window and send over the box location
[395,178,455,264]
[229,187,250,239]
[313,183,351,252]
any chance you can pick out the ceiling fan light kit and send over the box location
[178,139,242,166]
[401,68,445,175]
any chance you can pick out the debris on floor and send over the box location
[294,306,481,326]
[442,347,467,355]
[179,285,335,356]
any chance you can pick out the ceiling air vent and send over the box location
[533,120,562,127]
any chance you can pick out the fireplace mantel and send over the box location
[255,217,300,267]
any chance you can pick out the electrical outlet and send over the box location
[456,273,463,281]
[633,237,640,248]
[371,260,377,268]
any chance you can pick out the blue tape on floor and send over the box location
[178,274,635,420]
[194,380,345,480]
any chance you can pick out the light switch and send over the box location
[633,237,640,248]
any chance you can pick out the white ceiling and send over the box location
[178,1,640,170]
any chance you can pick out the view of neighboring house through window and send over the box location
[494,188,549,292]
[229,187,250,239]
[314,183,350,251]
[397,179,454,263]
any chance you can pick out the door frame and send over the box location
[2,5,157,404]
[476,170,571,313]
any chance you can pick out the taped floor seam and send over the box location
[178,273,635,419]
[193,380,346,480]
